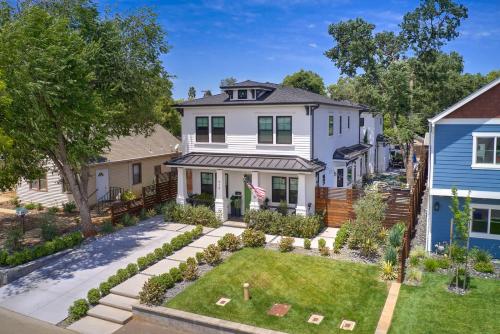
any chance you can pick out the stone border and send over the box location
[0,248,73,286]
[133,304,288,334]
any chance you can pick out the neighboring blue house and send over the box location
[427,78,500,258]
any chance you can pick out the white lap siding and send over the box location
[17,169,72,207]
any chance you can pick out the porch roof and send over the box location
[332,143,371,161]
[165,152,325,172]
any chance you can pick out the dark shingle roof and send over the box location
[165,152,325,172]
[177,81,364,109]
[332,143,372,161]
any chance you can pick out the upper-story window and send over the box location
[360,117,365,127]
[276,116,292,144]
[258,116,273,144]
[196,117,209,142]
[339,116,343,134]
[250,89,256,99]
[328,115,334,136]
[473,133,500,167]
[238,89,247,99]
[227,90,233,99]
[211,116,225,143]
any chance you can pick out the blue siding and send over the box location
[432,124,500,191]
[430,195,500,258]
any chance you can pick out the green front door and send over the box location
[244,174,252,212]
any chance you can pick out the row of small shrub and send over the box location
[0,231,84,267]
[163,202,221,227]
[244,209,323,239]
[381,223,406,281]
[68,227,203,322]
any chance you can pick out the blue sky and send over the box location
[97,0,500,99]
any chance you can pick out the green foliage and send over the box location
[87,288,101,305]
[423,257,439,272]
[409,246,426,259]
[162,242,174,256]
[126,263,138,276]
[436,257,451,269]
[303,238,311,250]
[473,261,494,274]
[116,268,130,282]
[100,220,114,234]
[217,233,241,252]
[469,247,492,264]
[121,213,138,227]
[25,202,36,210]
[162,201,178,222]
[5,227,23,251]
[41,220,58,241]
[36,203,44,211]
[406,267,423,284]
[283,69,326,95]
[318,238,326,249]
[99,281,112,296]
[381,261,397,280]
[319,246,330,257]
[388,223,406,249]
[195,251,204,264]
[170,204,221,227]
[48,206,59,214]
[139,275,168,306]
[62,201,77,214]
[146,253,157,266]
[9,196,20,207]
[409,254,421,267]
[384,246,398,266]
[146,208,156,218]
[121,190,136,202]
[277,200,288,216]
[0,250,7,265]
[182,258,198,281]
[139,208,147,220]
[278,236,295,253]
[244,209,323,238]
[241,229,266,248]
[169,267,182,282]
[68,299,89,322]
[333,222,350,253]
[107,275,121,287]
[203,244,222,265]
[137,256,148,270]
[153,247,165,261]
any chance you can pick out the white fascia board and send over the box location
[430,188,500,200]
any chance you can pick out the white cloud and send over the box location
[307,23,316,29]
[308,43,318,48]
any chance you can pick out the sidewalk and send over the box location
[0,307,72,334]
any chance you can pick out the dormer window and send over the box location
[251,89,256,99]
[238,89,247,99]
[227,90,233,100]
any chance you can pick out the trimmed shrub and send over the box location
[154,248,165,261]
[241,229,266,248]
[126,263,138,276]
[162,201,178,222]
[68,299,89,322]
[278,236,295,252]
[146,253,157,266]
[137,257,148,270]
[333,222,350,253]
[171,205,221,227]
[474,261,494,273]
[319,246,330,256]
[99,281,112,296]
[203,244,222,265]
[244,209,323,238]
[423,257,439,272]
[162,243,174,256]
[107,275,121,287]
[116,268,130,282]
[139,276,167,306]
[171,237,184,251]
[100,220,114,234]
[383,246,398,266]
[304,238,311,250]
[195,252,205,264]
[218,233,241,252]
[169,267,182,282]
[87,288,101,305]
[193,225,203,238]
[63,201,77,213]
[318,238,326,249]
[178,262,187,274]
[182,258,198,281]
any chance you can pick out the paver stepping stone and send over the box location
[179,225,215,234]
[110,274,150,299]
[307,314,324,325]
[167,246,201,262]
[340,319,356,331]
[142,259,181,276]
[67,316,122,334]
[207,226,245,237]
[165,223,189,231]
[99,294,138,311]
[265,234,277,243]
[87,304,132,324]
[215,297,231,306]
[189,235,221,249]
[267,303,291,317]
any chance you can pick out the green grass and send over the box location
[390,273,500,334]
[166,248,388,334]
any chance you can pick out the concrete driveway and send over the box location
[0,217,181,324]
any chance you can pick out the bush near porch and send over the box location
[244,209,323,239]
[163,202,221,227]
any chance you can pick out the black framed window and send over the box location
[238,89,247,99]
[258,116,273,144]
[328,115,334,136]
[200,172,214,195]
[196,117,209,142]
[472,208,488,233]
[225,173,229,198]
[339,116,343,134]
[360,117,365,127]
[288,177,298,204]
[272,176,286,203]
[276,116,292,144]
[211,116,225,143]
[132,163,142,185]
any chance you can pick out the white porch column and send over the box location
[249,171,260,211]
[296,173,307,216]
[214,169,227,221]
[176,167,187,205]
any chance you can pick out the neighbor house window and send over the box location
[225,173,229,198]
[339,116,343,134]
[474,134,500,165]
[196,117,209,142]
[360,117,365,127]
[30,174,48,191]
[347,165,352,185]
[211,116,225,143]
[276,116,292,144]
[348,116,350,129]
[200,172,214,195]
[258,116,273,144]
[328,115,334,136]
[272,176,286,203]
[472,207,500,236]
[288,177,298,204]
[238,89,247,99]
[132,163,142,185]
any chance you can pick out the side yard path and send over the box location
[0,217,186,324]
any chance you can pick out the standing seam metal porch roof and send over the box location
[165,153,325,172]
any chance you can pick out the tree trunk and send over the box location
[406,143,414,188]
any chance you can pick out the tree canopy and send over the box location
[188,86,196,100]
[0,0,171,235]
[220,77,237,87]
[282,70,326,95]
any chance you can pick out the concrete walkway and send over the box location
[375,282,401,334]
[0,217,184,324]
[0,307,73,334]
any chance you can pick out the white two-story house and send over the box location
[167,80,385,221]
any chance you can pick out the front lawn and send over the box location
[390,273,500,334]
[166,248,388,334]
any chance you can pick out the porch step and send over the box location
[223,220,247,228]
[87,304,133,324]
[67,316,122,334]
[99,293,138,311]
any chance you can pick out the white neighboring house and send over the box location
[359,111,390,173]
[17,125,180,207]
[167,80,388,221]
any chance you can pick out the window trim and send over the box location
[237,89,247,100]
[276,116,292,145]
[471,132,500,169]
[195,116,209,143]
[211,116,225,143]
[258,116,273,144]
[288,177,298,205]
[360,117,365,127]
[328,115,334,136]
[132,163,142,185]
[470,204,500,240]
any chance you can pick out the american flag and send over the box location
[246,183,266,200]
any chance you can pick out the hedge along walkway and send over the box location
[0,218,188,325]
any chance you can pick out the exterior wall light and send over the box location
[434,201,440,212]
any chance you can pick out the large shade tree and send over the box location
[282,69,326,95]
[0,0,171,236]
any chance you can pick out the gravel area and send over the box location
[411,182,429,251]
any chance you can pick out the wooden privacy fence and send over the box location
[110,172,177,224]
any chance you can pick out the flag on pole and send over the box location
[246,182,266,200]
